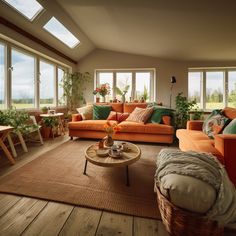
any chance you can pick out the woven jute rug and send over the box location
[0,139,163,219]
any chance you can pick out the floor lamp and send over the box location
[169,76,176,108]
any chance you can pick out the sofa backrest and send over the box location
[222,107,236,119]
[123,103,147,113]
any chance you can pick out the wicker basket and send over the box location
[155,186,224,236]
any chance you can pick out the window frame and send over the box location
[188,68,236,110]
[95,68,156,102]
[0,37,70,110]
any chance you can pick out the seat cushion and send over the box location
[69,120,118,131]
[118,121,174,134]
[159,174,216,213]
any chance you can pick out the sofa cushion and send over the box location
[93,104,112,120]
[69,120,118,131]
[223,118,236,134]
[126,107,154,123]
[203,113,229,139]
[76,105,93,120]
[160,174,216,213]
[118,121,174,134]
[148,106,174,124]
[123,103,147,113]
[107,111,129,123]
[222,107,236,120]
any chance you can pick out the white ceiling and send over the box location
[1,0,236,62]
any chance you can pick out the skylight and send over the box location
[43,17,80,48]
[3,0,43,21]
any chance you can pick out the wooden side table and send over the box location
[0,126,16,164]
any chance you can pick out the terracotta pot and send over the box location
[96,97,100,103]
[41,127,52,139]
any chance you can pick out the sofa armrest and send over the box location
[215,134,236,185]
[186,120,204,131]
[72,114,82,122]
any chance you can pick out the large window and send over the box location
[188,68,236,110]
[40,61,55,107]
[96,69,155,102]
[0,37,69,110]
[11,49,35,108]
[0,44,5,109]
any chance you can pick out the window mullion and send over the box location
[113,72,116,99]
[6,44,12,109]
[35,56,40,109]
[202,71,206,109]
[224,70,228,107]
[132,71,135,101]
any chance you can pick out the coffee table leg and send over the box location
[126,165,130,186]
[83,160,88,175]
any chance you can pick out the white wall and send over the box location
[77,49,188,107]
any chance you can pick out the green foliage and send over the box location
[0,108,37,134]
[175,92,197,129]
[190,108,204,120]
[41,106,48,113]
[42,117,58,128]
[114,85,130,96]
[60,71,92,112]
[142,85,149,101]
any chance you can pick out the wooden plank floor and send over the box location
[0,136,234,236]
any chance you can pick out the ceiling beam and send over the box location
[0,16,77,64]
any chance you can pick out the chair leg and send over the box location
[37,129,44,145]
[7,134,17,158]
[17,131,28,152]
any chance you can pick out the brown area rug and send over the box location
[0,139,163,219]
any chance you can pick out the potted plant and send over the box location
[41,106,48,114]
[60,71,92,113]
[142,85,149,102]
[41,117,59,139]
[174,92,197,129]
[114,85,130,103]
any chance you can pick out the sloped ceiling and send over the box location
[1,0,236,62]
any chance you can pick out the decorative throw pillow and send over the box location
[76,105,93,120]
[93,104,112,120]
[126,107,154,124]
[202,109,222,133]
[107,111,129,123]
[203,114,229,138]
[223,118,236,134]
[148,106,174,124]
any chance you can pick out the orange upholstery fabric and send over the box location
[177,106,236,186]
[162,116,171,126]
[118,121,174,135]
[97,103,123,112]
[187,120,204,131]
[123,103,147,113]
[69,120,118,131]
[222,107,236,120]
[72,114,82,122]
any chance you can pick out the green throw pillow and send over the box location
[93,104,112,120]
[148,106,174,124]
[223,118,236,134]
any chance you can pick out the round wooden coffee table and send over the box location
[83,142,141,186]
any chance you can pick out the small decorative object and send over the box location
[103,121,121,147]
[114,85,130,103]
[140,97,145,103]
[113,97,118,103]
[96,148,109,157]
[93,83,111,103]
[169,76,177,108]
[41,106,48,114]
[109,148,122,159]
[48,109,56,115]
[96,97,100,103]
[121,142,129,151]
[98,140,104,149]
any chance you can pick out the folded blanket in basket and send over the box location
[155,149,236,227]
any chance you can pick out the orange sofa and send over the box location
[176,107,236,186]
[69,103,175,144]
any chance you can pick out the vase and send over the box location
[104,134,114,147]
[121,95,126,103]
[101,96,106,103]
[96,97,100,103]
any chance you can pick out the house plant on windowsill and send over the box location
[103,121,121,147]
[93,83,111,103]
[114,85,130,103]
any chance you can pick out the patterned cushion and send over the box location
[203,113,229,138]
[107,111,129,123]
[126,107,154,124]
[93,105,112,120]
[76,105,93,120]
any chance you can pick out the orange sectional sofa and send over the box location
[69,103,175,144]
[176,107,236,186]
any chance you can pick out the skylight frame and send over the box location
[2,0,44,21]
[43,17,80,49]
